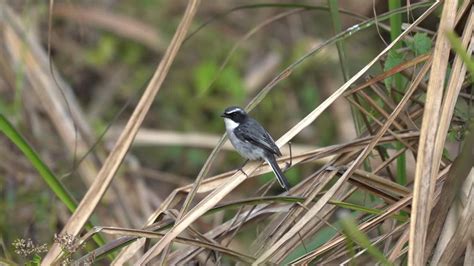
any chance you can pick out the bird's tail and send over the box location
[265,155,290,191]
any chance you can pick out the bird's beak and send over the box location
[220,113,227,118]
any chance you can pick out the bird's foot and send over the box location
[237,159,250,177]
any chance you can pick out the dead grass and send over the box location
[0,1,472,265]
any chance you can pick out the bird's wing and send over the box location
[235,119,282,156]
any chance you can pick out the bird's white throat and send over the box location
[224,118,239,130]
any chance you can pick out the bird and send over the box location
[221,106,290,191]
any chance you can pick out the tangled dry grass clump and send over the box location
[0,0,472,265]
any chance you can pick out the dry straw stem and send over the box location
[346,96,416,152]
[114,132,416,262]
[431,169,474,265]
[158,7,306,264]
[253,139,416,262]
[346,53,431,95]
[408,0,458,264]
[338,222,408,265]
[425,132,474,261]
[89,203,291,265]
[52,3,166,52]
[268,44,433,264]
[466,240,474,265]
[292,195,413,264]
[256,127,411,262]
[75,226,255,264]
[2,6,99,186]
[2,0,141,244]
[117,128,316,155]
[254,4,438,264]
[424,8,473,260]
[113,132,418,263]
[41,0,201,264]
[160,7,427,262]
[131,2,440,265]
[255,170,350,263]
[3,4,141,227]
[388,225,411,262]
[292,166,452,264]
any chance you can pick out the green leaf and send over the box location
[406,33,432,55]
[0,114,77,212]
[26,254,42,266]
[446,30,474,82]
[0,114,106,249]
[447,129,458,142]
[384,50,404,89]
[331,201,407,222]
[412,33,432,55]
[340,213,393,265]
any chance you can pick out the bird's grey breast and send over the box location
[227,125,264,160]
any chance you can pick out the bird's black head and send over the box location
[221,106,248,123]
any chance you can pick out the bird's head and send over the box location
[221,106,248,129]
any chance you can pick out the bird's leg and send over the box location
[283,142,293,171]
[237,159,250,177]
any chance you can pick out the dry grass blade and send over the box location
[117,131,420,261]
[431,169,473,265]
[291,196,413,264]
[425,130,474,261]
[256,58,431,264]
[408,0,458,264]
[350,169,411,198]
[346,96,416,151]
[464,235,474,265]
[338,222,408,265]
[253,4,438,263]
[136,163,265,264]
[112,190,183,264]
[166,204,292,265]
[41,0,201,264]
[388,227,410,262]
[4,1,472,265]
[424,9,473,259]
[256,171,350,263]
[2,5,99,185]
[158,8,308,263]
[75,226,256,264]
[53,3,166,52]
[113,131,418,263]
[293,166,451,264]
[158,9,435,257]
[346,53,430,95]
[134,4,439,262]
[125,128,314,155]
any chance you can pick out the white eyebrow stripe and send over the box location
[226,108,243,114]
